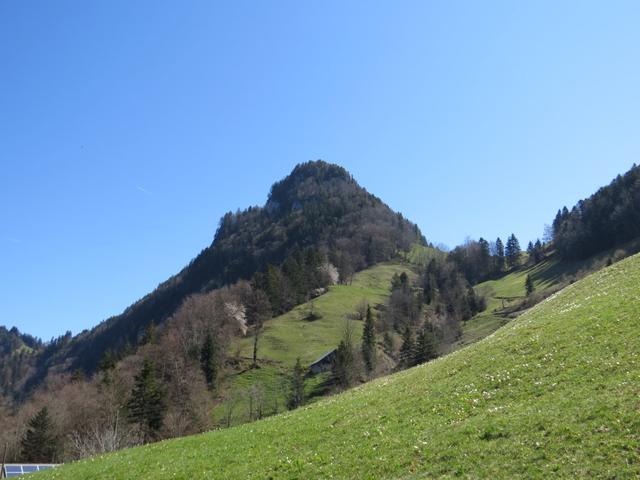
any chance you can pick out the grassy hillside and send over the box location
[457,250,620,350]
[238,262,411,365]
[212,261,414,425]
[477,255,588,311]
[402,243,446,267]
[39,253,640,479]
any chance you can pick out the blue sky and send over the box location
[2,1,639,339]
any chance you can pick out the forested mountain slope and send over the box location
[41,253,640,479]
[0,327,42,397]
[13,161,422,394]
[553,162,640,260]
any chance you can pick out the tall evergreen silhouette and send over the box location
[127,359,166,441]
[20,406,58,462]
[361,306,376,373]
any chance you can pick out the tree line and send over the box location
[553,163,640,260]
[448,233,545,286]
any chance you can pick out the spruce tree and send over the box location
[383,331,394,355]
[200,331,217,389]
[533,239,543,262]
[525,274,535,296]
[399,326,415,368]
[478,237,491,277]
[505,234,521,268]
[527,241,535,258]
[141,322,156,345]
[414,327,437,365]
[332,338,354,387]
[287,358,305,409]
[399,272,409,291]
[494,237,505,272]
[361,306,376,373]
[20,406,58,462]
[127,359,166,441]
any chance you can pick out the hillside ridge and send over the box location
[9,160,422,398]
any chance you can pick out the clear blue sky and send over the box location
[2,1,639,339]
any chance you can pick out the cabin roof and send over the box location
[310,349,336,366]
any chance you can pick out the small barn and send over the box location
[308,349,337,375]
[1,464,58,478]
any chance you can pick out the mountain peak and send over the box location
[22,161,421,377]
[266,160,359,214]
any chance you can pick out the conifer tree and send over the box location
[200,331,217,389]
[505,234,521,268]
[399,326,415,368]
[399,272,409,290]
[333,340,354,387]
[533,239,544,262]
[494,237,505,272]
[525,274,535,296]
[127,359,166,441]
[98,349,117,372]
[383,331,394,356]
[141,322,156,345]
[21,406,58,462]
[361,306,376,373]
[478,237,491,277]
[414,326,437,365]
[287,358,305,409]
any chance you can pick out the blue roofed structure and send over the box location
[1,464,59,478]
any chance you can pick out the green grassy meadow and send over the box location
[38,253,640,479]
[459,250,616,351]
[237,261,412,365]
[212,261,414,426]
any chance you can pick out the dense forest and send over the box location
[553,163,640,260]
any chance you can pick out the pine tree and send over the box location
[333,339,354,387]
[494,237,505,272]
[98,349,117,372]
[141,322,156,345]
[287,358,305,409]
[525,274,535,296]
[534,239,543,262]
[20,406,58,462]
[127,359,166,441]
[414,327,437,365]
[361,306,376,373]
[200,331,217,389]
[478,237,491,278]
[552,209,564,239]
[399,272,410,292]
[383,331,394,356]
[505,234,521,268]
[399,326,415,368]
